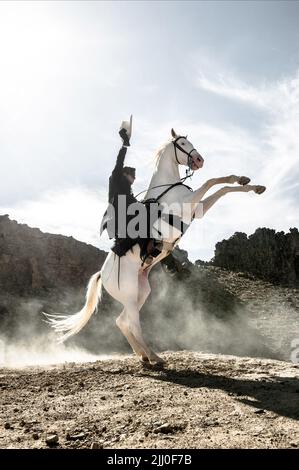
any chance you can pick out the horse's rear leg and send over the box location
[124,301,164,365]
[116,309,148,361]
[136,272,165,364]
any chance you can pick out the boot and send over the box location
[140,239,162,265]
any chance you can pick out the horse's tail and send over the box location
[43,271,102,342]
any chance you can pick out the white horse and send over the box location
[45,129,265,364]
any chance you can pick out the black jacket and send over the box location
[108,147,137,206]
[100,146,137,239]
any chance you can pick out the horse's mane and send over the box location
[154,138,173,168]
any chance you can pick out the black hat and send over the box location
[123,166,136,177]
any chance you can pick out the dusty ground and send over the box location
[0,351,298,449]
[1,269,299,449]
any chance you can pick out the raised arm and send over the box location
[111,120,131,177]
[108,123,131,202]
[111,145,128,178]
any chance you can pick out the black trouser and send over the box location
[111,237,148,257]
[112,237,164,263]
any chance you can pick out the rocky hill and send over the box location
[0,214,107,335]
[0,214,106,296]
[212,228,299,287]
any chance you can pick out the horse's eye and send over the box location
[181,142,185,146]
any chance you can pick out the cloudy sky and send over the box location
[0,1,298,261]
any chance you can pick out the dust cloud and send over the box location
[1,263,296,367]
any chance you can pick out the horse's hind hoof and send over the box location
[238,176,251,185]
[254,185,266,194]
[139,355,150,363]
[149,355,165,366]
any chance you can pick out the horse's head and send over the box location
[171,128,204,171]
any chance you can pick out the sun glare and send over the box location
[0,3,74,112]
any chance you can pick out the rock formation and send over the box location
[0,214,107,338]
[0,214,106,295]
[212,228,299,287]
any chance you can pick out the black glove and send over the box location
[119,128,130,147]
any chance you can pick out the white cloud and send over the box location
[178,65,299,259]
[196,73,275,110]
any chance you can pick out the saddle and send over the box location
[103,182,192,264]
[111,237,162,261]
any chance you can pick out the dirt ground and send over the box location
[0,351,298,449]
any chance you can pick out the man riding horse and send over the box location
[46,122,266,362]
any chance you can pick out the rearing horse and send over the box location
[45,128,265,364]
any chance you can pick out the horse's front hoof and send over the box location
[238,176,251,185]
[254,185,266,194]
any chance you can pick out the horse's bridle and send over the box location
[173,136,196,176]
[135,135,198,200]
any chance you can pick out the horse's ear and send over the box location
[171,128,177,138]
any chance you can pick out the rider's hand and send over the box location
[119,128,130,147]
